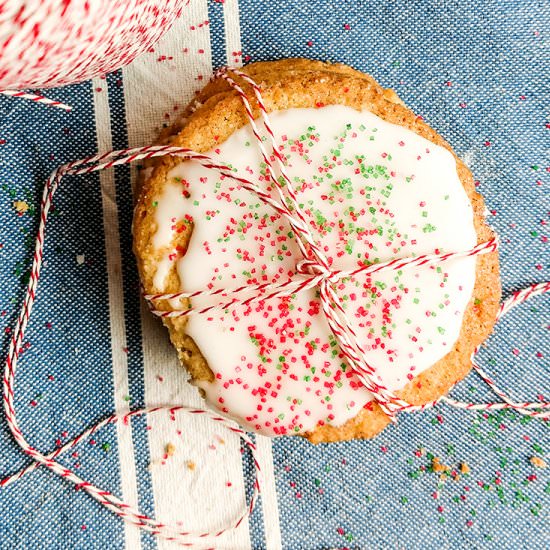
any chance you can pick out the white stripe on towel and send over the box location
[224,0,243,68]
[92,76,142,550]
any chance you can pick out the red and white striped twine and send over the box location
[2,67,548,545]
[0,89,73,111]
[398,281,550,418]
[0,0,186,110]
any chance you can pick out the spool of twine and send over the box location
[0,0,186,90]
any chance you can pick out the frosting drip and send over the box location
[151,106,477,435]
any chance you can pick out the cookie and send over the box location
[133,59,501,443]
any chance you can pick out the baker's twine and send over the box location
[0,89,73,111]
[2,67,548,546]
[0,0,186,110]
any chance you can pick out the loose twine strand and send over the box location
[2,67,548,546]
[0,89,73,111]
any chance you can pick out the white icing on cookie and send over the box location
[150,106,476,435]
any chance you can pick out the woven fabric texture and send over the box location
[0,1,548,548]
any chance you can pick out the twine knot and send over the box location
[295,258,340,285]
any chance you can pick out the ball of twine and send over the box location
[0,0,186,90]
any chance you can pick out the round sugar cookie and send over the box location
[133,59,501,443]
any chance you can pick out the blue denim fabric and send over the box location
[0,83,127,548]
[0,1,548,548]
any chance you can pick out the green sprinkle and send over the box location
[422,223,437,233]
[530,504,541,516]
